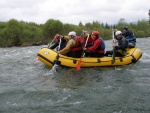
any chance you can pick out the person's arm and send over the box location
[58,39,75,54]
[63,36,70,41]
[87,40,101,51]
[49,42,59,49]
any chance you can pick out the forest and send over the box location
[0,18,150,47]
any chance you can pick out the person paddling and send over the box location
[83,31,105,57]
[48,34,67,50]
[57,31,84,58]
[104,31,129,57]
[81,30,93,48]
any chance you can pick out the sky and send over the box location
[0,0,150,25]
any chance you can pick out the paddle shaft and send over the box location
[54,38,62,65]
[84,35,89,48]
[58,36,62,50]
[112,30,116,64]
[48,37,55,48]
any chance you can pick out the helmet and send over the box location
[68,31,76,37]
[92,31,99,37]
[81,30,88,37]
[55,34,60,40]
[82,30,88,34]
[122,26,128,30]
[115,31,122,36]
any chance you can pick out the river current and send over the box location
[0,38,150,113]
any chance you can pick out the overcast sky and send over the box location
[0,0,149,25]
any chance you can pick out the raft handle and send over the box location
[73,60,77,64]
[97,58,101,63]
[131,55,137,63]
[119,58,123,62]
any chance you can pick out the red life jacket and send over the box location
[88,38,105,54]
[70,36,84,52]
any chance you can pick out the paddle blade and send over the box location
[35,57,40,62]
[76,58,82,71]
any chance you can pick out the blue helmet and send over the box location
[82,30,88,34]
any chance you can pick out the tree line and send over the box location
[0,18,150,47]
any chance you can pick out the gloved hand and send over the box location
[83,48,87,51]
[83,48,87,53]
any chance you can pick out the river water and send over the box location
[0,38,150,113]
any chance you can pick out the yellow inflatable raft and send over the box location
[37,47,142,68]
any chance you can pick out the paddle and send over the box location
[46,38,62,75]
[76,35,89,71]
[48,37,55,48]
[54,37,62,65]
[112,29,116,64]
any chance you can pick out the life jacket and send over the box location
[97,38,105,50]
[125,33,136,42]
[95,38,105,54]
[70,36,83,52]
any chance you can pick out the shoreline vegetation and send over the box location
[0,18,150,48]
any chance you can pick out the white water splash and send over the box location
[142,53,150,59]
[45,64,59,75]
[140,53,150,63]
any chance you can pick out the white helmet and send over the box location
[115,31,122,36]
[68,31,76,37]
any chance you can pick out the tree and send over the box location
[78,21,83,27]
[85,22,93,30]
[2,19,23,46]
[43,19,64,42]
[63,23,77,35]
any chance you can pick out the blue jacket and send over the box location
[122,30,136,42]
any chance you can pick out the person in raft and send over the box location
[104,30,129,57]
[48,34,67,51]
[81,30,93,48]
[83,31,105,57]
[122,26,136,48]
[57,31,84,58]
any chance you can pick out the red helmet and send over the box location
[92,31,100,37]
[55,34,60,40]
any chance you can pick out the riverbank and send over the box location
[20,41,48,47]
[0,41,48,48]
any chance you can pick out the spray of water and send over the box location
[142,53,150,59]
[45,37,62,76]
[45,64,59,75]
